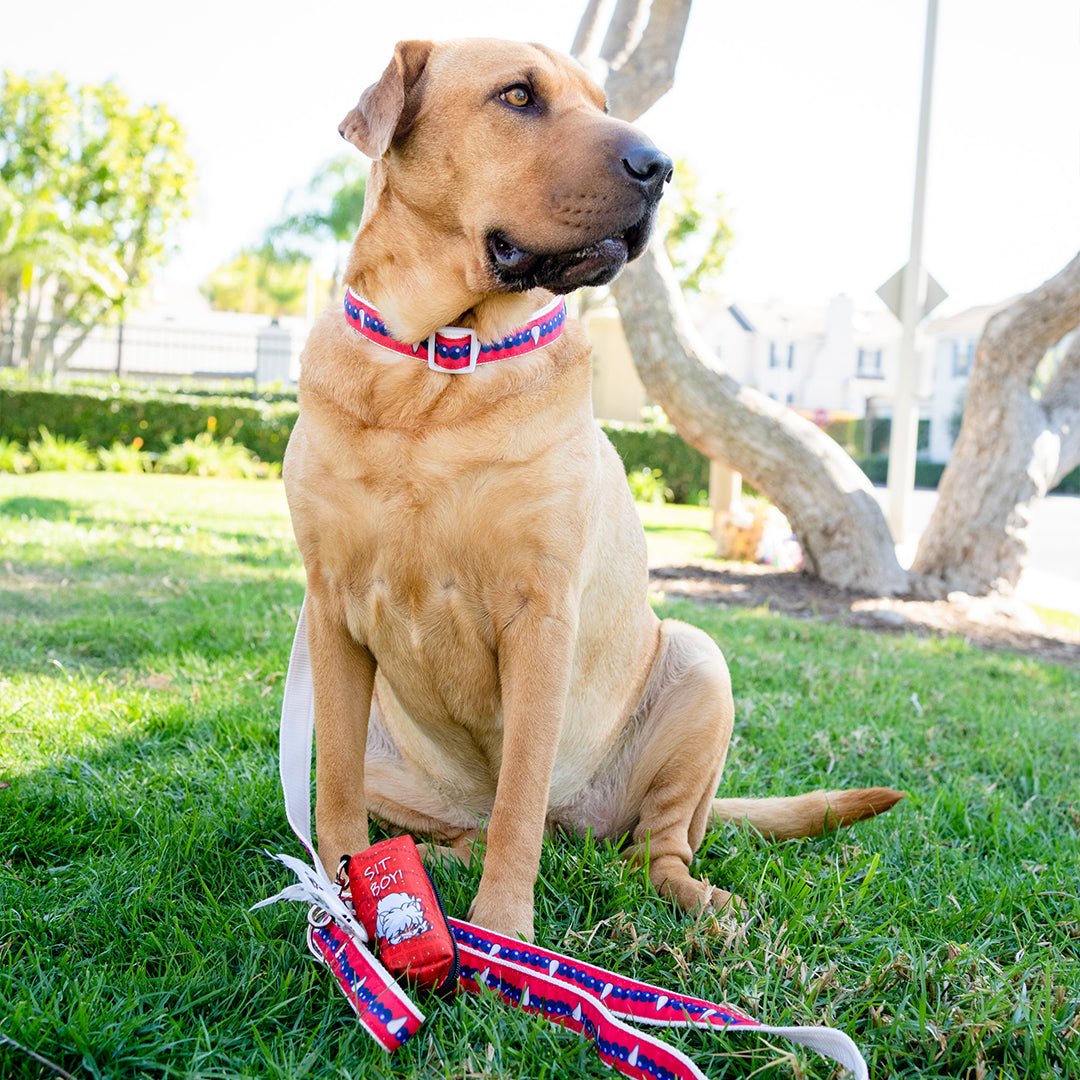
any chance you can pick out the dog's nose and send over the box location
[622,144,674,197]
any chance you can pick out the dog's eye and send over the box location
[500,85,533,109]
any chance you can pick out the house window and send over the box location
[857,348,883,378]
[952,340,974,377]
[785,391,795,405]
[787,343,795,369]
[769,341,780,368]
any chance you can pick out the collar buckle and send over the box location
[427,326,480,374]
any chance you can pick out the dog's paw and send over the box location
[467,885,535,942]
[702,885,747,917]
[649,858,747,922]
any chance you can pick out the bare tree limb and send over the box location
[601,0,692,121]
[572,0,909,594]
[599,0,651,67]
[571,0,617,67]
[981,249,1080,383]
[913,248,1080,593]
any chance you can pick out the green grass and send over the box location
[1,473,1078,1079]
[636,501,717,563]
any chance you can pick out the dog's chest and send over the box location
[321,447,576,731]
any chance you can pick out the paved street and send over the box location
[873,487,1080,613]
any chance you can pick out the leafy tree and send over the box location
[202,244,320,317]
[203,156,365,316]
[0,71,195,376]
[265,155,366,275]
[661,159,732,294]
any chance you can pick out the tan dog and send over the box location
[283,38,902,942]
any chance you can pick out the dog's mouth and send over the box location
[488,212,654,294]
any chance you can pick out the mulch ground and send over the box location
[649,560,1080,667]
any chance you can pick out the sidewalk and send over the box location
[876,488,1080,617]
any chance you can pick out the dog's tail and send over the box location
[710,787,905,841]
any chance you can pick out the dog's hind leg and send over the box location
[361,701,488,864]
[619,619,740,915]
[364,754,485,856]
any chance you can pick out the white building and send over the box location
[589,293,1012,465]
[924,300,1011,462]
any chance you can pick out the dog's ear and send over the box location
[339,40,433,158]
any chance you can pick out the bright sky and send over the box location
[5,0,1078,314]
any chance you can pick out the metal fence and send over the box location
[1,316,304,385]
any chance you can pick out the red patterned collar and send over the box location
[343,286,567,373]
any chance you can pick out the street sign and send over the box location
[876,263,947,322]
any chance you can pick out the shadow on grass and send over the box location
[0,567,304,677]
[0,495,74,520]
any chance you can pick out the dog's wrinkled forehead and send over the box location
[339,39,607,160]
[428,39,607,110]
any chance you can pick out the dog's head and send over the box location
[339,39,671,297]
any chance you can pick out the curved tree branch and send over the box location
[982,249,1080,382]
[599,0,651,66]
[610,239,911,594]
[573,0,908,594]
[912,248,1080,593]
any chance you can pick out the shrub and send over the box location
[15,380,1071,498]
[854,455,945,489]
[156,432,276,479]
[1055,466,1080,495]
[602,421,710,504]
[97,440,149,473]
[626,466,673,504]
[0,437,32,474]
[826,417,930,456]
[28,427,98,472]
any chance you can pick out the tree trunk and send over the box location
[912,251,1080,594]
[577,0,910,595]
[612,240,911,593]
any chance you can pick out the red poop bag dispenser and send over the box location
[346,835,459,993]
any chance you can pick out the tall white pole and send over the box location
[887,0,939,544]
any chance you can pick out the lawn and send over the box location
[1,472,1077,1079]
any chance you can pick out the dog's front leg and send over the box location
[469,606,576,942]
[307,588,376,877]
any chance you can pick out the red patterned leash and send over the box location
[257,600,872,1078]
[298,902,868,1079]
[451,918,868,1080]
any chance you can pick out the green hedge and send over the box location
[852,453,1079,494]
[601,421,710,504]
[4,382,1078,498]
[1054,466,1080,495]
[0,384,297,463]
[0,383,713,501]
[826,417,930,456]
[853,455,946,489]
